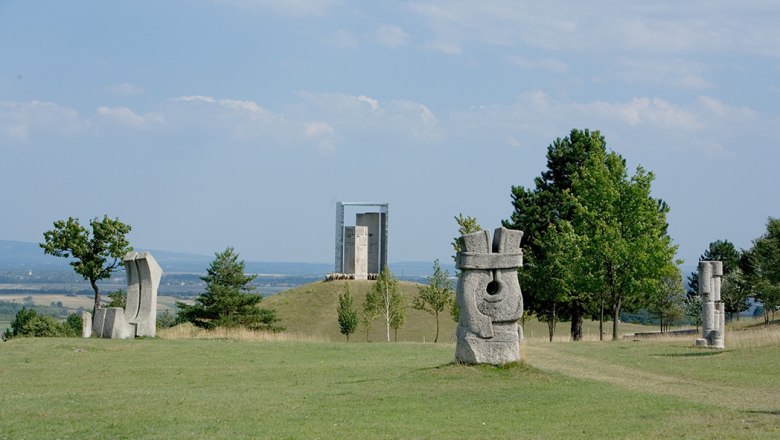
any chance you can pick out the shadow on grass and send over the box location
[652,351,723,357]
[745,410,780,416]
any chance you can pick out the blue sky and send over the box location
[1,0,779,266]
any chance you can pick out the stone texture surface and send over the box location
[81,311,92,338]
[344,226,368,280]
[85,251,162,339]
[698,260,725,349]
[455,227,524,365]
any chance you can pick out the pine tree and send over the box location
[176,247,281,331]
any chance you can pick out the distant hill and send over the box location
[0,240,452,278]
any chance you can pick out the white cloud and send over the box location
[407,1,780,56]
[0,100,88,143]
[105,83,145,96]
[507,55,568,73]
[216,0,341,17]
[423,40,461,55]
[614,57,714,90]
[324,29,359,48]
[295,91,443,141]
[96,106,165,128]
[172,95,217,104]
[373,25,410,48]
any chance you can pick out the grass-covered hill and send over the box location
[262,279,449,343]
[262,279,672,342]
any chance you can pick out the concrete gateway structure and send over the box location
[334,202,388,276]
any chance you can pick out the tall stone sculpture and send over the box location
[695,260,725,349]
[85,252,162,339]
[455,227,524,364]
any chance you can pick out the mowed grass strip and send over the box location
[2,337,780,439]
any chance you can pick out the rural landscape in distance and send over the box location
[3,1,780,438]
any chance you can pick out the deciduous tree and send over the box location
[413,260,454,343]
[364,267,405,342]
[337,283,358,341]
[40,216,132,314]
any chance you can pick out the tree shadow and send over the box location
[653,351,723,357]
[745,410,780,416]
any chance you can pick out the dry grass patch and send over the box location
[158,322,327,342]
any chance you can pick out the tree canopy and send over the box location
[176,247,281,331]
[504,129,679,340]
[40,216,132,313]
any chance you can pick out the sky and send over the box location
[1,0,779,267]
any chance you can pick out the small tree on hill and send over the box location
[413,260,454,343]
[40,216,132,314]
[364,267,405,342]
[176,247,281,331]
[337,283,358,341]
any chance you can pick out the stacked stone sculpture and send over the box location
[82,252,162,339]
[455,227,524,365]
[695,260,725,349]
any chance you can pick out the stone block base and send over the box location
[456,322,522,365]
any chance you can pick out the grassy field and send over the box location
[2,327,780,439]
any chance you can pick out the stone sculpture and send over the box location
[695,260,725,349]
[455,227,524,364]
[86,251,162,339]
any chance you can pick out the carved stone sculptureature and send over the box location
[85,252,162,339]
[455,227,524,364]
[695,260,725,349]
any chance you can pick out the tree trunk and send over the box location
[612,297,622,341]
[434,311,440,343]
[570,303,583,341]
[547,303,556,342]
[90,278,101,315]
[599,298,605,341]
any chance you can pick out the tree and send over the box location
[720,268,751,321]
[649,274,685,332]
[106,289,127,309]
[682,294,703,331]
[337,283,358,341]
[40,216,132,314]
[686,240,741,297]
[156,309,178,330]
[364,267,405,342]
[2,308,76,340]
[452,214,483,261]
[413,260,454,343]
[504,129,608,340]
[176,247,281,331]
[570,150,679,340]
[745,218,780,325]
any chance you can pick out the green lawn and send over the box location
[2,336,779,439]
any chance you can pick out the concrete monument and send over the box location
[695,260,725,349]
[335,202,388,276]
[86,251,162,339]
[455,227,524,364]
[344,226,369,280]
